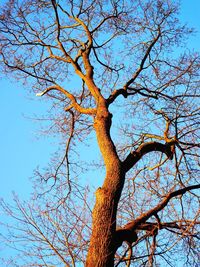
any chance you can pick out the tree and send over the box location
[0,0,199,266]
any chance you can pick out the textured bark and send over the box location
[85,173,124,267]
[85,99,182,266]
[86,102,125,267]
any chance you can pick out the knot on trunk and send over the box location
[94,111,113,134]
[95,187,111,204]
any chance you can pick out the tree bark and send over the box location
[86,101,125,267]
[85,172,124,267]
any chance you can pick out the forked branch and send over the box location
[116,184,200,246]
[123,28,161,90]
[36,85,96,115]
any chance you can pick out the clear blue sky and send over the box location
[0,80,56,201]
[0,0,200,263]
[0,0,200,201]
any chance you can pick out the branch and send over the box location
[71,17,103,101]
[136,222,180,231]
[91,15,118,34]
[107,89,128,104]
[93,46,123,73]
[116,184,200,245]
[107,86,159,105]
[123,29,161,90]
[123,141,176,173]
[51,0,61,40]
[1,54,53,83]
[51,1,86,80]
[36,85,96,115]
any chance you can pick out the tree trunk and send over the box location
[86,171,125,267]
[86,102,125,267]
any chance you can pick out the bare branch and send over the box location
[117,184,200,243]
[123,28,161,90]
[123,140,176,173]
[36,85,96,115]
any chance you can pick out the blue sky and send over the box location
[0,80,55,201]
[0,0,200,263]
[0,0,199,201]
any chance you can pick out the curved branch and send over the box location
[107,89,128,104]
[93,47,123,73]
[123,141,176,173]
[123,28,161,90]
[91,15,118,34]
[116,184,200,245]
[107,86,159,105]
[36,85,96,115]
[51,1,85,80]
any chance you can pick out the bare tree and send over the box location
[0,0,199,266]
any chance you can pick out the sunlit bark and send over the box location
[0,1,199,266]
